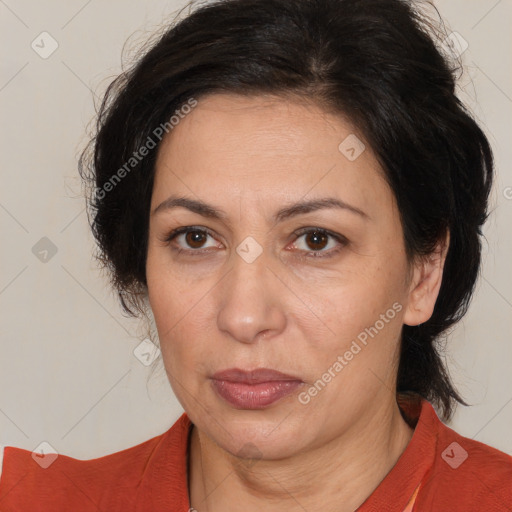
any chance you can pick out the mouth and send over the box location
[210,368,304,409]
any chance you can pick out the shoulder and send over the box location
[416,401,512,511]
[0,413,191,511]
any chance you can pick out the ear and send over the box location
[403,230,450,327]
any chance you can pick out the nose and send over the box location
[216,246,287,345]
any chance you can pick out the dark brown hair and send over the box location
[79,0,494,420]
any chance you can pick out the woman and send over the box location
[1,0,510,510]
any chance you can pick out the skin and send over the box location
[146,93,448,512]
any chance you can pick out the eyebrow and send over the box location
[152,195,368,222]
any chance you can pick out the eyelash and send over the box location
[163,226,348,259]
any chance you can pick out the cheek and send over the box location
[294,279,405,416]
[294,252,408,387]
[146,257,215,383]
[300,285,400,370]
[309,255,406,332]
[146,242,206,329]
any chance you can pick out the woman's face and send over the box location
[146,93,429,459]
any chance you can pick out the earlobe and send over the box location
[403,231,450,327]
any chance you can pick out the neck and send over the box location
[188,397,414,512]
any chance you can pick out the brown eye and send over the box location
[164,226,220,253]
[303,230,329,251]
[291,227,347,258]
[185,230,208,249]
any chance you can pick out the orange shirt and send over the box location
[0,398,510,511]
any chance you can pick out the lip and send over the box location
[211,368,304,409]
[212,368,302,383]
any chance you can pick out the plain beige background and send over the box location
[0,0,511,460]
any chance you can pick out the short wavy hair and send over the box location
[79,0,494,421]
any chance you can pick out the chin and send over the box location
[198,404,312,461]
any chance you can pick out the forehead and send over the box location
[157,93,360,162]
[152,93,390,216]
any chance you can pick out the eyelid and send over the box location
[163,225,216,243]
[292,227,348,245]
[163,225,222,253]
[289,227,348,258]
